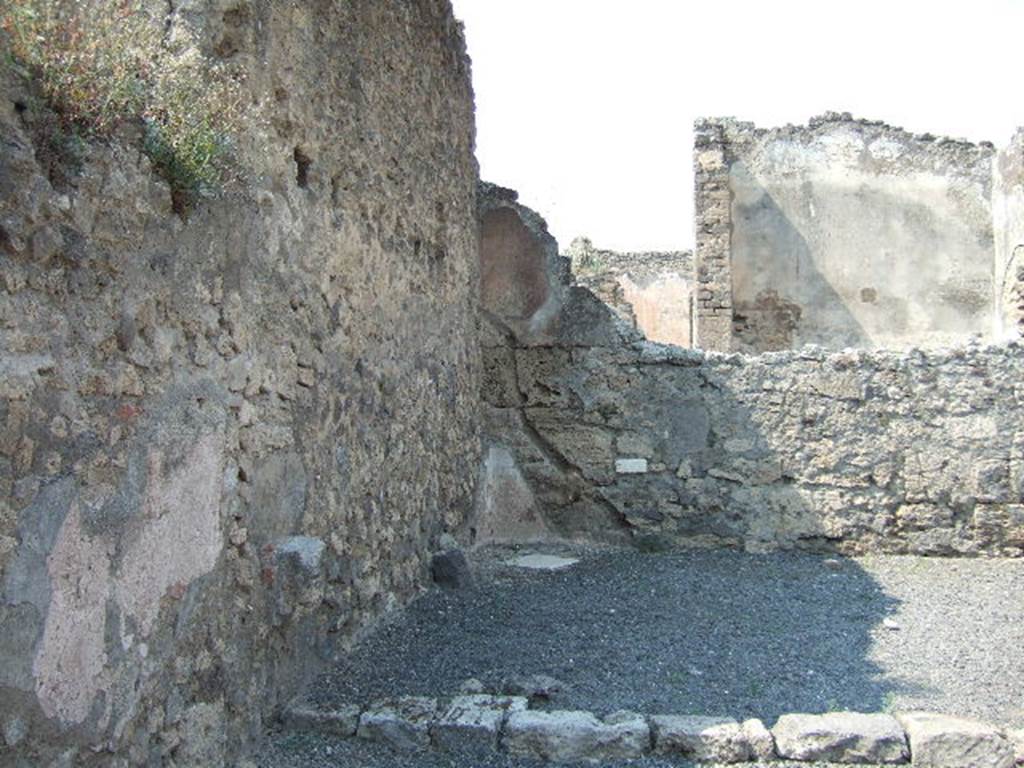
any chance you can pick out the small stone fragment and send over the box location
[357,697,437,752]
[506,554,579,571]
[431,549,472,589]
[651,715,774,762]
[431,694,527,751]
[458,677,487,695]
[896,712,1015,768]
[503,709,649,761]
[2,716,27,747]
[284,703,361,737]
[772,712,909,763]
[499,673,566,701]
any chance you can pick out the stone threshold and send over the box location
[284,685,1024,766]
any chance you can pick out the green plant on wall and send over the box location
[0,0,244,212]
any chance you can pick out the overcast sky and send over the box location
[451,0,1024,252]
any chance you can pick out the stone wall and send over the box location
[695,113,997,353]
[995,129,1024,338]
[0,2,480,765]
[567,237,693,347]
[481,196,1024,557]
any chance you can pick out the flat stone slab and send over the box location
[357,697,437,752]
[505,554,579,571]
[431,695,527,751]
[615,458,648,474]
[284,703,361,737]
[773,712,909,763]
[503,709,649,761]
[896,712,1015,768]
[651,715,775,762]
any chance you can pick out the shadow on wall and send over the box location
[730,166,871,351]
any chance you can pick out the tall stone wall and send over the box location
[695,114,997,353]
[481,195,1024,558]
[994,129,1024,338]
[0,2,480,765]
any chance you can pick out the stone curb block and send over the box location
[502,709,649,762]
[431,695,529,751]
[285,693,1022,767]
[650,715,775,762]
[282,703,361,737]
[773,711,909,763]
[356,697,437,752]
[896,712,1015,768]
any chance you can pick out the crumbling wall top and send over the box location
[696,112,995,181]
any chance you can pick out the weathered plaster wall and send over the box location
[696,114,997,352]
[567,238,693,347]
[481,194,1024,557]
[994,129,1024,338]
[0,1,479,765]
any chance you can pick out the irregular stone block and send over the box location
[430,549,472,589]
[357,697,437,752]
[430,694,527,751]
[503,709,650,761]
[651,715,775,762]
[773,712,909,763]
[274,536,326,575]
[896,712,1015,768]
[284,703,361,737]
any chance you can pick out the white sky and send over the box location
[451,0,1024,252]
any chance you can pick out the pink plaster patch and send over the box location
[33,503,111,724]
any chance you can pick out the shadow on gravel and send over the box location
[309,549,927,723]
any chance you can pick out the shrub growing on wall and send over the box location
[0,0,244,212]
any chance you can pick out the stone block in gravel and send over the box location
[357,697,437,752]
[431,549,472,589]
[503,709,650,761]
[773,712,909,763]
[650,715,775,762]
[1008,728,1024,765]
[896,712,1015,768]
[431,695,528,751]
[284,703,361,737]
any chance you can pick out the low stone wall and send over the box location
[479,197,1024,557]
[283,686,1023,766]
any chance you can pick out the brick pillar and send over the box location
[693,119,733,351]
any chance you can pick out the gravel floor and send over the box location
[259,545,1024,767]
[256,731,890,768]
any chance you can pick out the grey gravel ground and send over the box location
[256,730,889,768]
[259,545,1024,767]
